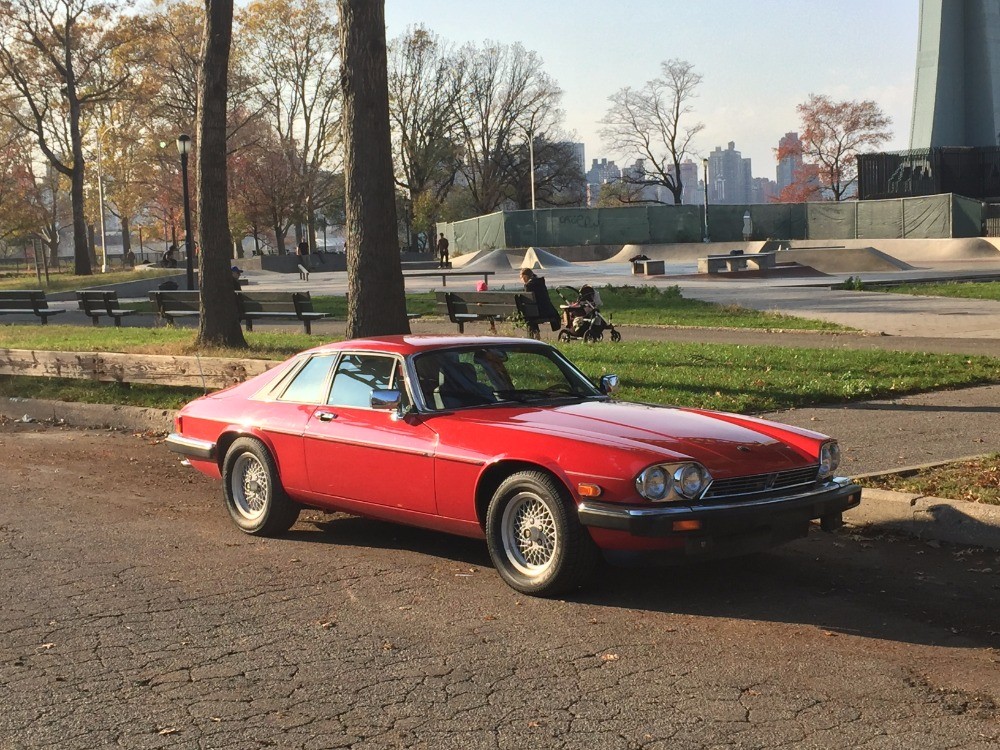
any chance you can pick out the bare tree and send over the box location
[0,0,136,274]
[781,94,892,201]
[451,41,562,215]
[241,0,341,252]
[600,58,703,205]
[339,0,408,337]
[196,0,245,347]
[387,25,461,248]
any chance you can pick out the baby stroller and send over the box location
[555,285,622,343]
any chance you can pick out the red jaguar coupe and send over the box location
[167,336,861,596]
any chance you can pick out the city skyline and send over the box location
[385,0,919,179]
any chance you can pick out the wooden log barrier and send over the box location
[0,349,276,390]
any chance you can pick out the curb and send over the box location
[0,397,175,434]
[2,397,998,552]
[846,488,1000,550]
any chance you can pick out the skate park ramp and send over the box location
[450,248,493,268]
[775,246,915,273]
[521,247,573,268]
[461,248,513,270]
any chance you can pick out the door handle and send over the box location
[316,411,337,422]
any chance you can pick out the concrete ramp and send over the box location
[521,247,573,268]
[464,248,513,270]
[776,246,914,273]
[608,242,751,263]
[451,248,493,268]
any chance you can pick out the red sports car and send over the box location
[167,336,861,596]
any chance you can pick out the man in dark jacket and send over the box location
[519,267,560,339]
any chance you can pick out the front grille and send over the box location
[701,465,820,502]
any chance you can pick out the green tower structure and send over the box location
[910,0,1000,148]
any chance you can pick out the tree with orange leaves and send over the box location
[779,94,892,201]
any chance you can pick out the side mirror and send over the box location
[371,389,402,411]
[599,374,619,395]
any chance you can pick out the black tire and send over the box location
[610,329,622,342]
[222,437,300,536]
[583,330,602,343]
[557,330,570,342]
[485,471,601,597]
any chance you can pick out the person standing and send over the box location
[519,267,560,339]
[297,237,310,268]
[436,232,449,268]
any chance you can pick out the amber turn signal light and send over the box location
[672,520,702,532]
[577,483,603,498]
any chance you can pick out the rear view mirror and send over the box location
[371,389,402,410]
[599,375,619,395]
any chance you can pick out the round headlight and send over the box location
[637,466,668,500]
[819,442,841,477]
[675,464,707,498]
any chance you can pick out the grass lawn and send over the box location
[122,285,848,332]
[2,326,997,413]
[581,286,851,330]
[859,454,1000,505]
[0,268,178,293]
[875,280,1000,301]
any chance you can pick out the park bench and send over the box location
[76,290,136,327]
[435,290,540,334]
[236,291,329,334]
[0,290,65,324]
[698,252,778,274]
[148,289,200,324]
[404,269,495,287]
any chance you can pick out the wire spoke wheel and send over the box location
[222,437,300,536]
[231,453,269,521]
[501,492,559,577]
[487,470,602,596]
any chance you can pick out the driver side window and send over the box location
[327,354,397,408]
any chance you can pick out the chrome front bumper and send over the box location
[578,477,862,538]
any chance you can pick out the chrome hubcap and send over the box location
[501,492,558,577]
[232,454,268,520]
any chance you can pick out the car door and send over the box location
[303,353,438,515]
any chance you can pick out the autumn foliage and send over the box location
[778,94,892,201]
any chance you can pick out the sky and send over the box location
[385,0,919,182]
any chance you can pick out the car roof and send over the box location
[299,335,550,357]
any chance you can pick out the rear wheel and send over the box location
[486,471,601,596]
[583,330,602,343]
[222,437,300,536]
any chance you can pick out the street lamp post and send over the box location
[527,130,536,211]
[176,134,194,290]
[702,158,710,243]
[96,129,109,272]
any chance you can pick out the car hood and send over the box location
[457,400,816,474]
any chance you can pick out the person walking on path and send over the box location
[519,267,560,339]
[437,233,450,268]
[297,238,311,269]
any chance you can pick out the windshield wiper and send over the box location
[494,388,589,404]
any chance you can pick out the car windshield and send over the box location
[412,344,601,411]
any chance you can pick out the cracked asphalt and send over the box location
[1,421,999,749]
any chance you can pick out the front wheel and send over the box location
[610,329,622,342]
[485,471,601,596]
[222,437,300,536]
[557,330,571,342]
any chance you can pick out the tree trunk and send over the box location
[68,96,92,276]
[121,215,132,258]
[339,0,409,338]
[196,0,246,348]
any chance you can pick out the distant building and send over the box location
[564,142,586,175]
[585,157,621,205]
[750,177,778,204]
[776,132,803,192]
[707,142,752,204]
